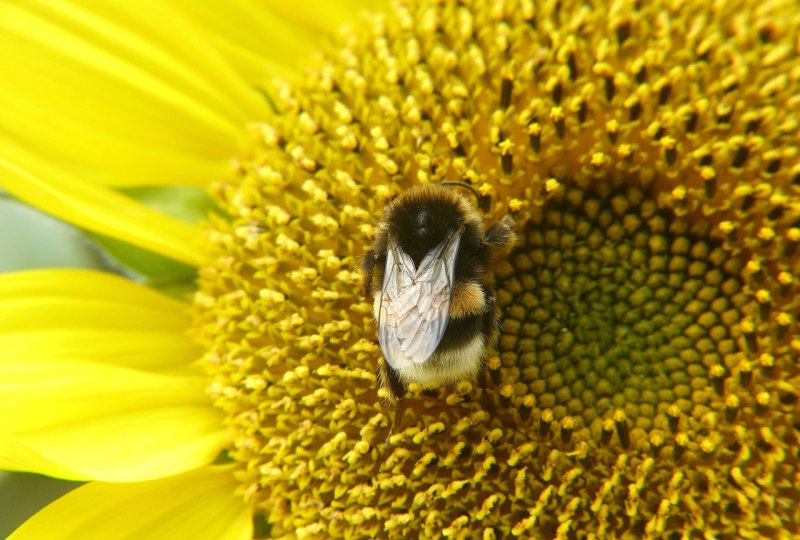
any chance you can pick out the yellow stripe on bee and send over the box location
[449,281,486,319]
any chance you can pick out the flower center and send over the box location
[193,0,799,537]
[497,180,744,440]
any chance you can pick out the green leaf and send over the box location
[87,187,222,296]
[0,197,105,272]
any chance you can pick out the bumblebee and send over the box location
[362,184,515,405]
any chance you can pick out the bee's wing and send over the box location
[378,228,462,369]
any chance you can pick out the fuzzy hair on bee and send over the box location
[362,184,515,407]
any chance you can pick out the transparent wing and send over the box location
[378,228,462,369]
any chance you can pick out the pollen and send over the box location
[193,0,799,537]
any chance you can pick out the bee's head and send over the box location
[389,188,465,266]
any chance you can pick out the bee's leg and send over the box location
[377,359,406,440]
[380,359,406,401]
[482,291,501,356]
[479,363,492,389]
[481,291,502,393]
[484,215,515,248]
[361,249,379,297]
[388,400,406,442]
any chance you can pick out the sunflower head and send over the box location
[194,0,799,537]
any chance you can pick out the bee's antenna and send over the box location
[441,181,491,212]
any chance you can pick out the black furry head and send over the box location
[388,191,465,266]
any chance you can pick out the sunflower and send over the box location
[2,0,798,538]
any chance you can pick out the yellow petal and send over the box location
[262,0,382,33]
[0,269,191,335]
[175,0,384,81]
[0,0,267,187]
[0,270,223,481]
[0,142,202,266]
[9,466,252,540]
[0,359,225,482]
[0,434,85,481]
[172,0,317,81]
[0,329,197,374]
